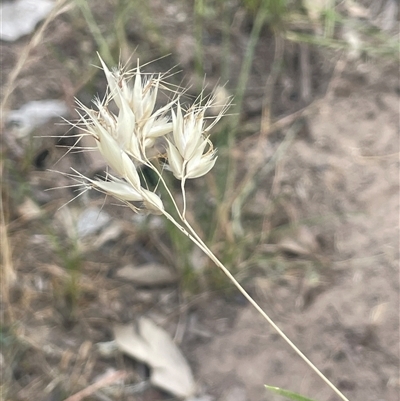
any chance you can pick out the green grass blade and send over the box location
[74,0,114,64]
[265,385,319,401]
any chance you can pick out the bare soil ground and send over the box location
[191,69,400,401]
[1,1,399,401]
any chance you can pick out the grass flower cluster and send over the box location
[72,56,226,217]
[66,55,349,401]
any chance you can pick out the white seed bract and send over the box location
[70,55,228,214]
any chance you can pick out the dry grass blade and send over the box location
[0,160,16,305]
[63,370,128,401]
[0,0,71,119]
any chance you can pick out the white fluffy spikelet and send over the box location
[99,56,174,154]
[69,55,227,214]
[166,103,217,180]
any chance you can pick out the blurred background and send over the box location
[1,1,399,400]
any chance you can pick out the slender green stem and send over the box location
[232,7,268,130]
[217,7,268,241]
[194,0,205,79]
[74,0,114,65]
[221,1,231,84]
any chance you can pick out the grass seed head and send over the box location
[69,55,227,214]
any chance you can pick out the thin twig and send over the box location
[0,0,71,119]
[63,370,128,401]
[0,160,16,322]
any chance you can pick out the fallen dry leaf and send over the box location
[276,225,319,257]
[113,317,195,399]
[0,0,54,41]
[116,263,177,286]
